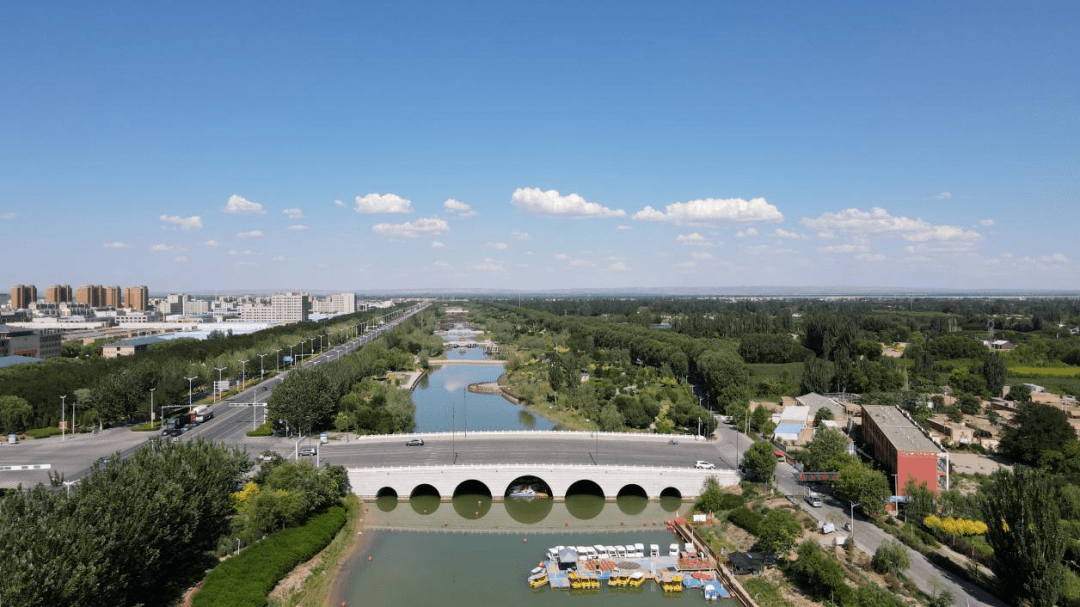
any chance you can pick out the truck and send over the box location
[193,405,213,423]
[805,488,823,508]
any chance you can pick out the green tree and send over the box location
[981,466,1066,607]
[834,459,890,517]
[871,540,911,575]
[902,479,937,523]
[813,406,834,424]
[0,395,33,432]
[957,393,981,415]
[267,369,336,435]
[696,349,749,414]
[802,427,849,472]
[980,352,1008,397]
[597,402,624,432]
[800,356,834,395]
[750,403,770,432]
[788,539,848,602]
[757,508,801,556]
[742,440,778,483]
[1000,402,1078,467]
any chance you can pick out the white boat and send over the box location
[668,543,679,557]
[531,566,544,575]
[634,543,645,557]
[509,486,538,499]
[649,544,660,557]
[594,544,608,558]
[704,583,719,601]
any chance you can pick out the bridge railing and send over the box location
[346,463,737,473]
[331,430,707,442]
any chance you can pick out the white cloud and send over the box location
[287,224,309,231]
[160,214,203,230]
[443,198,476,217]
[676,232,715,247]
[333,199,346,208]
[979,219,995,227]
[488,242,509,250]
[773,228,807,239]
[856,253,887,262]
[606,255,625,262]
[1040,253,1068,263]
[173,255,189,262]
[677,261,696,269]
[103,241,127,249]
[511,231,531,240]
[511,187,625,218]
[223,195,266,215]
[433,260,451,268]
[691,251,714,260]
[0,212,14,219]
[371,217,449,238]
[616,224,633,230]
[936,192,952,200]
[735,227,759,239]
[202,239,219,247]
[354,193,412,214]
[236,230,263,239]
[632,197,783,225]
[151,243,181,252]
[228,249,257,256]
[819,243,870,254]
[554,253,594,267]
[271,255,287,261]
[744,244,793,256]
[430,240,446,249]
[605,261,632,272]
[802,207,981,246]
[470,258,506,272]
[282,208,303,219]
[817,231,835,239]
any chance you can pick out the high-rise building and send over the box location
[76,284,105,307]
[45,284,72,303]
[124,285,149,311]
[9,284,36,309]
[103,285,122,308]
[166,293,186,315]
[239,292,310,323]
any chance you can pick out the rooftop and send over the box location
[0,355,43,369]
[108,335,166,348]
[861,405,944,454]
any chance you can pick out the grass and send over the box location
[1007,374,1080,397]
[1008,365,1080,377]
[742,577,793,607]
[132,420,163,432]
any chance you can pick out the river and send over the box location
[337,340,731,605]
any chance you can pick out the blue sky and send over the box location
[1,1,1077,293]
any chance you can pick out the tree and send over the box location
[957,393,981,415]
[834,459,890,518]
[980,352,1008,397]
[750,404,770,432]
[267,369,336,435]
[0,395,33,432]
[800,356,834,395]
[757,508,801,555]
[597,402,624,432]
[902,479,937,523]
[802,427,849,472]
[872,540,911,575]
[696,349,749,414]
[981,466,1066,607]
[1000,402,1078,466]
[788,540,848,602]
[814,407,834,424]
[742,440,778,482]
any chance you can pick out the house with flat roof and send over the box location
[861,405,949,494]
[100,335,165,359]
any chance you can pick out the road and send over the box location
[709,420,1004,606]
[0,305,427,487]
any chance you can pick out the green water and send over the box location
[341,529,735,606]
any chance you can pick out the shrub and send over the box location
[718,492,744,510]
[191,506,346,607]
[23,426,63,439]
[728,506,765,536]
[246,422,273,437]
[872,540,911,575]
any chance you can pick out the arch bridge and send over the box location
[348,463,738,502]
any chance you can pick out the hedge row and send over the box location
[728,506,765,536]
[191,506,346,607]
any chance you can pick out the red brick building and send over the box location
[861,405,949,495]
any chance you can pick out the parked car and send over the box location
[298,447,317,457]
[668,439,679,445]
[694,460,715,469]
[406,438,425,446]
[259,451,278,462]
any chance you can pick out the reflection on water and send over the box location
[617,494,648,516]
[409,493,441,515]
[452,493,493,519]
[413,361,556,432]
[660,495,682,512]
[505,496,554,524]
[376,495,397,512]
[564,493,605,520]
[517,409,537,428]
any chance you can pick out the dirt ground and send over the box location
[949,453,1012,476]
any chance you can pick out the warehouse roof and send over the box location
[861,405,943,454]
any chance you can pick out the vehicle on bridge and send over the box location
[694,460,715,469]
[405,438,424,446]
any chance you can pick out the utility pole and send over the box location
[214,367,227,402]
[239,359,249,390]
[184,376,197,412]
[150,388,156,428]
[60,394,67,441]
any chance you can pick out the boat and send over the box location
[608,571,628,587]
[704,583,719,601]
[509,486,538,499]
[628,572,646,587]
[528,572,549,588]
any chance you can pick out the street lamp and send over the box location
[184,376,198,412]
[239,359,249,390]
[849,502,861,542]
[258,353,267,379]
[214,367,227,402]
[60,394,67,441]
[274,348,282,372]
[150,388,156,428]
[290,344,296,368]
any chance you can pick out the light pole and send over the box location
[184,376,197,412]
[258,353,267,380]
[274,348,282,372]
[849,502,861,542]
[239,359,249,390]
[214,367,227,402]
[150,388,156,428]
[290,344,296,368]
[60,394,67,441]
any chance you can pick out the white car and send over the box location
[694,460,716,469]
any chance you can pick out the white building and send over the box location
[239,292,310,324]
